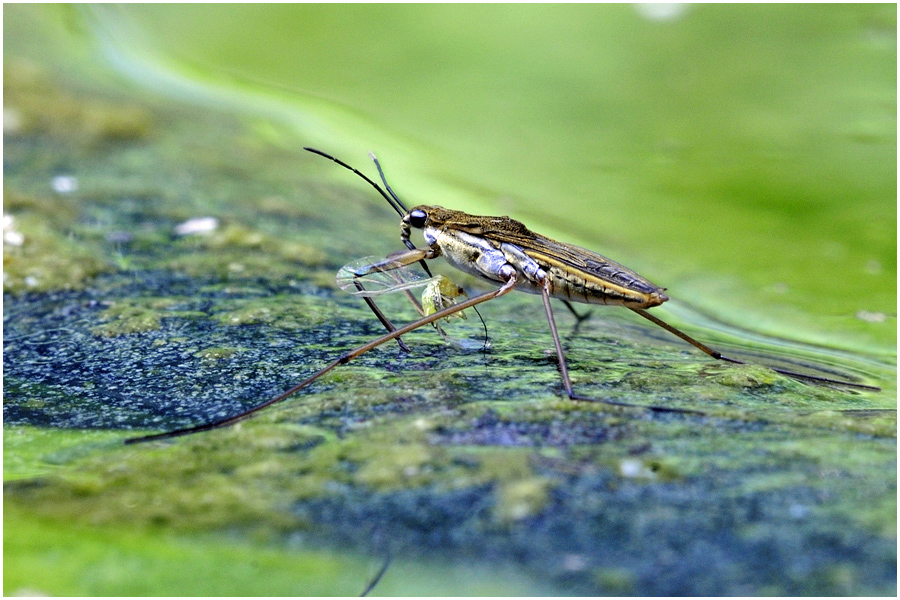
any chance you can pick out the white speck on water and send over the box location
[51,175,78,194]
[856,310,886,323]
[865,259,882,275]
[4,230,24,246]
[175,217,218,236]
[3,214,24,246]
[3,107,22,133]
[562,553,588,572]
[619,458,656,479]
[634,3,690,21]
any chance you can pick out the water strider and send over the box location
[125,148,879,445]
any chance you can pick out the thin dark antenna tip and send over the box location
[304,147,407,217]
[368,152,410,215]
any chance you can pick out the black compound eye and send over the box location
[408,209,427,228]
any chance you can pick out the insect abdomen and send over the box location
[534,253,669,309]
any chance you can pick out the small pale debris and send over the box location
[634,3,690,21]
[619,458,656,479]
[3,214,24,246]
[856,310,886,323]
[51,175,78,194]
[174,217,218,236]
[865,259,882,275]
[3,107,22,133]
[9,587,50,596]
[562,553,588,572]
[4,230,24,246]
[413,417,434,431]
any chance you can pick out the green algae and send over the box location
[4,504,358,596]
[493,476,554,523]
[5,502,551,596]
[592,566,637,595]
[11,365,890,542]
[91,302,163,336]
[193,346,238,361]
[90,298,208,337]
[3,427,123,482]
[3,44,364,301]
[1,58,160,294]
[5,351,896,594]
[166,223,330,283]
[198,222,329,268]
[4,58,153,143]
[3,416,561,540]
[3,191,112,294]
[706,363,782,389]
[213,296,341,329]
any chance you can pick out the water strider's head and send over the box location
[400,204,503,249]
[400,205,461,231]
[400,205,439,246]
[401,207,425,247]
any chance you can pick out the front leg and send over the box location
[363,246,439,274]
[346,247,440,349]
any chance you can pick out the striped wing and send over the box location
[477,220,666,295]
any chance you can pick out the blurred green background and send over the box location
[4,4,896,596]
[78,3,895,353]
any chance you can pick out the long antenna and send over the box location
[303,147,406,217]
[305,147,433,277]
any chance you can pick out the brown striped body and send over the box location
[406,205,668,310]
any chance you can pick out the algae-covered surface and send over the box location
[4,5,896,596]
